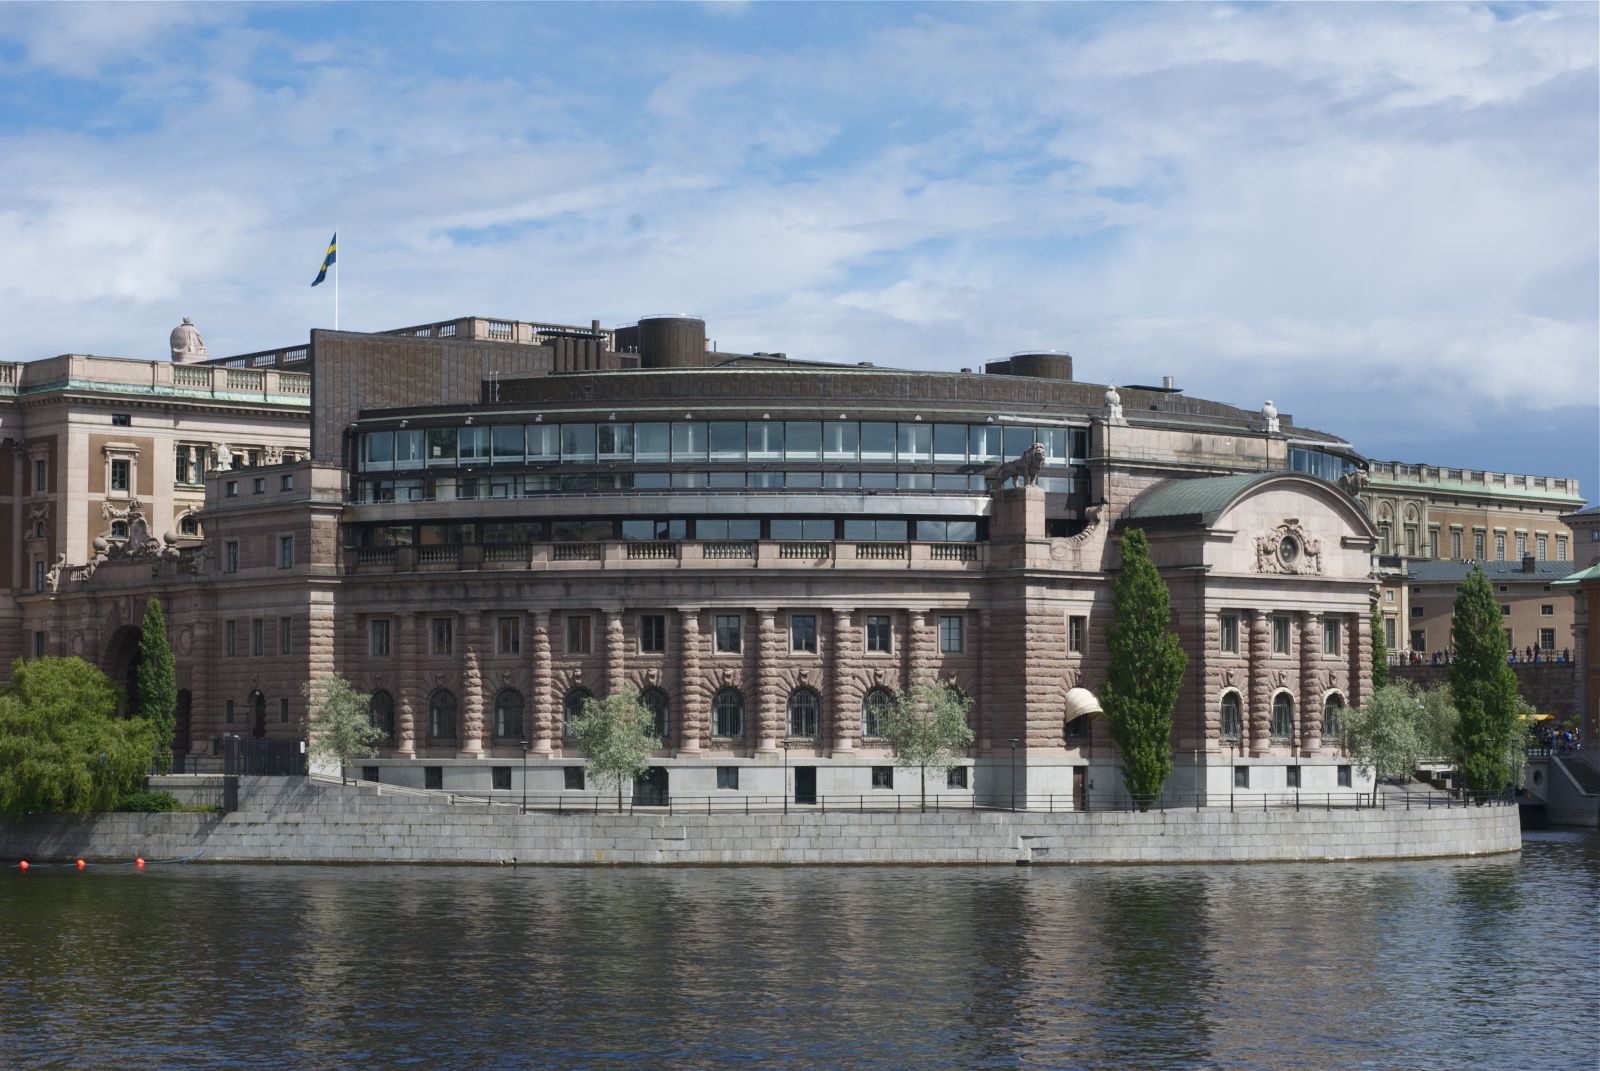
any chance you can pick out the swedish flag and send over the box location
[311,232,337,287]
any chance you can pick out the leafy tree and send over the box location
[1416,684,1459,761]
[1344,683,1425,803]
[1101,527,1187,809]
[1449,567,1522,795]
[0,657,153,815]
[136,598,178,773]
[1370,603,1388,688]
[570,685,657,811]
[304,676,383,784]
[880,676,975,811]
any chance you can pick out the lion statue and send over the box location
[989,441,1046,491]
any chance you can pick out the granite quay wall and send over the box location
[0,777,1522,866]
[1389,661,1579,720]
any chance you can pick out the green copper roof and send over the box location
[1120,472,1285,528]
[1552,563,1600,586]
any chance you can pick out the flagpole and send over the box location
[334,224,340,331]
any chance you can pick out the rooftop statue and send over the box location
[989,441,1046,491]
[170,316,209,364]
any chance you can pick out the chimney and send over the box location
[1522,554,1536,574]
[1162,375,1175,390]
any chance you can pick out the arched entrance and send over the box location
[103,625,143,716]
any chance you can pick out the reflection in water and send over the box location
[1,834,1595,1071]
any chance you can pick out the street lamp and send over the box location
[520,738,530,813]
[1009,737,1020,812]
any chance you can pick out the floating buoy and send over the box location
[17,860,27,871]
[75,859,85,870]
[135,858,145,868]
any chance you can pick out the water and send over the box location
[2,833,1595,1071]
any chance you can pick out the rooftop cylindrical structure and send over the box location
[637,315,708,369]
[987,350,1073,381]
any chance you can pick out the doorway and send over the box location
[794,766,817,805]
[1073,767,1087,811]
[252,691,267,740]
[632,766,669,806]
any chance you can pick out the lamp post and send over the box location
[520,738,529,813]
[782,736,790,815]
[1009,737,1020,812]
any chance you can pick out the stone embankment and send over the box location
[0,776,1523,866]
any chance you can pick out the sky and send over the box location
[1,2,1595,500]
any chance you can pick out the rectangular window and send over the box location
[32,631,44,658]
[370,619,390,657]
[1411,606,1424,618]
[639,614,666,653]
[362,766,380,783]
[1234,766,1249,789]
[281,473,295,491]
[1405,527,1416,556]
[716,766,740,789]
[1540,628,1556,651]
[871,766,894,790]
[225,620,237,657]
[1411,629,1425,651]
[493,767,511,791]
[1557,537,1568,561]
[432,618,454,655]
[1068,615,1086,654]
[1451,530,1462,559]
[1272,616,1291,655]
[33,458,45,492]
[225,699,235,724]
[251,618,264,657]
[1337,765,1352,788]
[1323,619,1341,655]
[497,616,521,655]
[1385,589,1394,603]
[110,458,130,492]
[279,617,292,655]
[425,767,443,791]
[947,766,968,789]
[1514,533,1526,558]
[1286,765,1301,789]
[1219,614,1239,654]
[32,559,44,593]
[1541,604,1555,616]
[1384,618,1396,647]
[791,614,817,653]
[866,614,892,653]
[1428,528,1439,558]
[566,615,591,654]
[1495,532,1505,560]
[715,614,742,653]
[278,535,294,568]
[1474,531,1486,559]
[279,697,290,724]
[225,480,238,498]
[1501,604,1512,616]
[563,766,585,790]
[1536,535,1547,560]
[938,614,964,653]
[253,477,266,495]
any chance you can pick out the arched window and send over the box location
[369,690,395,742]
[110,520,129,539]
[33,521,45,538]
[1271,693,1294,742]
[494,688,525,741]
[1322,693,1345,741]
[563,688,593,738]
[179,514,200,536]
[428,689,457,743]
[862,687,895,739]
[787,688,820,738]
[712,687,744,738]
[1065,715,1090,742]
[1219,693,1242,742]
[640,687,670,741]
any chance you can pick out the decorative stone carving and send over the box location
[170,317,209,363]
[43,553,65,592]
[175,626,194,656]
[1254,519,1323,575]
[1261,400,1280,433]
[1050,504,1105,559]
[989,441,1046,491]
[1338,467,1370,498]
[211,444,233,472]
[262,445,285,465]
[1104,386,1126,426]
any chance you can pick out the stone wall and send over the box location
[0,777,1522,867]
[1389,662,1579,719]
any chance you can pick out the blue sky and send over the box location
[1,2,1595,499]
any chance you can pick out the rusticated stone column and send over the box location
[908,609,935,688]
[678,608,702,753]
[531,610,553,755]
[460,615,484,758]
[1299,612,1322,754]
[1248,609,1272,756]
[831,607,856,752]
[604,609,626,695]
[756,609,780,752]
[395,616,416,757]
[1349,610,1372,711]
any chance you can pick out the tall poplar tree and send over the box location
[1101,528,1187,809]
[137,597,178,774]
[1448,567,1521,795]
[1370,603,1388,688]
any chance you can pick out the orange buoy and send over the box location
[75,859,85,870]
[17,860,27,871]
[135,858,146,868]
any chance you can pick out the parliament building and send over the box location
[10,311,1404,806]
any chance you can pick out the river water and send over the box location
[2,831,1595,1071]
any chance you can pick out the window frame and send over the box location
[370,619,390,658]
[431,617,454,656]
[566,614,592,654]
[712,687,744,738]
[790,613,818,654]
[278,534,295,569]
[638,613,666,654]
[714,613,743,654]
[1219,614,1239,655]
[865,614,893,654]
[787,688,820,738]
[497,615,521,656]
[938,614,964,653]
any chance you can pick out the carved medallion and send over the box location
[175,626,193,656]
[1254,519,1323,575]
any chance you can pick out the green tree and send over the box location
[0,657,154,816]
[1344,683,1425,803]
[1449,567,1522,795]
[570,685,657,811]
[1416,684,1459,761]
[1101,528,1187,809]
[304,676,383,784]
[880,676,975,811]
[136,598,178,773]
[1370,603,1388,688]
